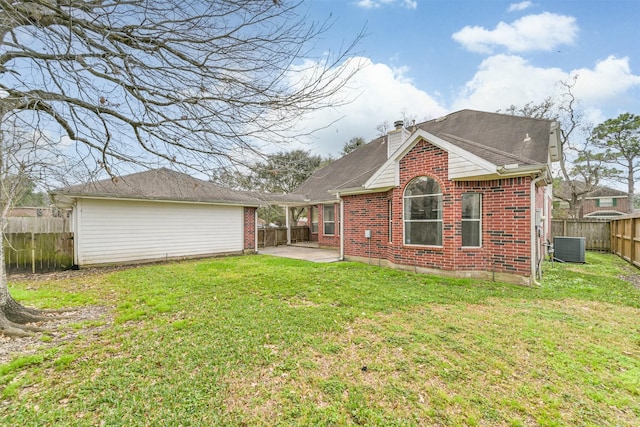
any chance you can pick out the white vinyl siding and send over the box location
[75,198,243,265]
[448,152,494,180]
[366,162,396,188]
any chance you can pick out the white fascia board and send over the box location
[329,186,394,196]
[364,130,498,188]
[548,121,561,162]
[496,164,550,181]
[56,194,263,208]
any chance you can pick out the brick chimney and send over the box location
[387,119,410,158]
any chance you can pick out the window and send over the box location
[596,198,616,207]
[323,204,335,235]
[462,193,481,247]
[403,177,442,246]
[388,199,393,243]
[310,206,318,233]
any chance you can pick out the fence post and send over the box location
[31,232,35,274]
[632,216,637,267]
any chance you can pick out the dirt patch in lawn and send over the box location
[622,272,640,289]
[0,305,114,366]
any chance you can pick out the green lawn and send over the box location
[2,252,639,426]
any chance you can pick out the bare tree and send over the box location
[0,0,362,336]
[0,120,71,336]
[1,0,362,173]
[502,78,616,218]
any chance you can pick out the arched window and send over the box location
[403,176,442,246]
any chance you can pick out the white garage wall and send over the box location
[75,198,244,265]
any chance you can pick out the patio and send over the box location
[258,243,340,263]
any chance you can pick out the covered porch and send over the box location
[257,194,316,248]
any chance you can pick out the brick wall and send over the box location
[343,191,392,259]
[341,139,536,278]
[582,197,629,216]
[317,203,340,247]
[243,207,256,251]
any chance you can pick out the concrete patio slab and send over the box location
[258,245,340,263]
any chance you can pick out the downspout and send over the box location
[337,192,345,261]
[530,173,546,286]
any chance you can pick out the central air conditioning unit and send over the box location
[553,236,586,263]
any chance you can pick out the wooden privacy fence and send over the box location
[3,217,70,233]
[4,232,74,274]
[610,213,640,269]
[258,226,310,248]
[551,219,611,251]
[3,217,74,274]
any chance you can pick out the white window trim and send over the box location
[402,177,443,247]
[323,204,336,236]
[462,193,482,248]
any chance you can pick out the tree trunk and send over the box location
[0,231,49,337]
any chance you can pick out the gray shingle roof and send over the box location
[292,135,388,202]
[418,109,552,165]
[51,168,262,206]
[291,109,555,202]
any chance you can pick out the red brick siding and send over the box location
[582,197,630,216]
[318,203,340,247]
[243,207,256,250]
[343,191,392,259]
[341,139,535,277]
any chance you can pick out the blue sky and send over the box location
[292,0,640,157]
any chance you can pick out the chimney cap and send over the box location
[393,120,404,130]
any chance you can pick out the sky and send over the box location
[291,0,640,158]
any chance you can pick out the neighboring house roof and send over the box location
[290,109,557,203]
[51,168,262,207]
[554,182,628,200]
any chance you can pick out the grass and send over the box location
[1,252,639,426]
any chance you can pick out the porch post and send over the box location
[286,206,291,245]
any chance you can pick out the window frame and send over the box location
[403,176,443,247]
[323,204,336,236]
[597,197,615,207]
[461,193,482,248]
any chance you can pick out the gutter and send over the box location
[496,164,549,178]
[329,185,394,197]
[49,193,263,208]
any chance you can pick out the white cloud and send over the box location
[508,1,533,12]
[452,54,640,119]
[355,0,417,10]
[570,56,640,104]
[453,54,566,112]
[291,57,447,156]
[452,12,578,53]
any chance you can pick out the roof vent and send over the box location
[435,115,448,122]
[523,133,531,143]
